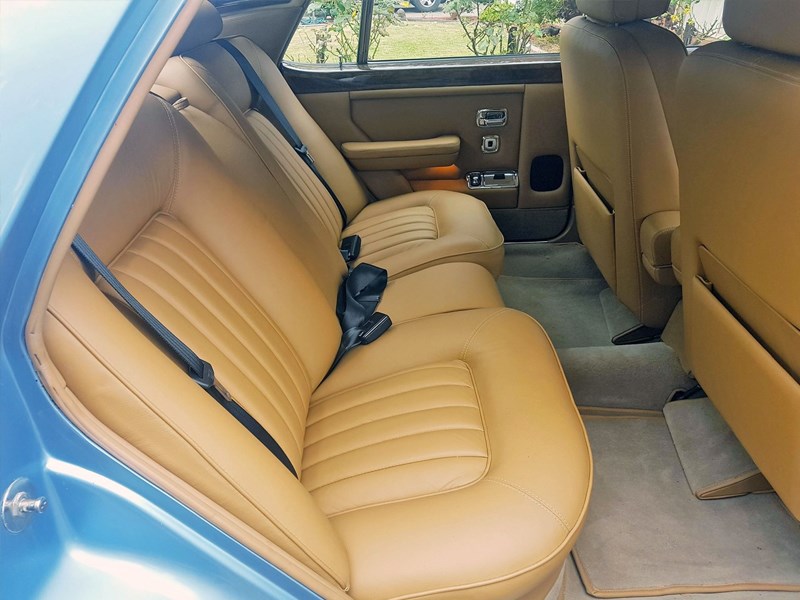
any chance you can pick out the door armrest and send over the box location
[341,136,460,171]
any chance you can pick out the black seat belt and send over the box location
[329,263,392,373]
[217,39,350,229]
[71,236,298,478]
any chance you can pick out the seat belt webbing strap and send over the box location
[329,263,392,372]
[71,236,298,478]
[217,38,349,228]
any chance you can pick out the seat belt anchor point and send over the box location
[358,312,392,345]
[191,360,234,402]
[296,144,314,164]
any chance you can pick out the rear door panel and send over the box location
[284,62,571,241]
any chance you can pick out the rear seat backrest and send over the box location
[169,98,348,301]
[163,29,370,226]
[168,1,370,220]
[44,96,352,586]
[227,36,372,220]
[159,50,345,247]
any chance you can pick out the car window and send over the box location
[370,0,567,61]
[283,0,727,65]
[285,0,372,64]
[284,0,569,64]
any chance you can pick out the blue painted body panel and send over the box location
[0,3,319,597]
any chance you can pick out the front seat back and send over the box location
[561,0,686,330]
[676,0,800,519]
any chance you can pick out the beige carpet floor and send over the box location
[499,243,693,410]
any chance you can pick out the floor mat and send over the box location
[562,555,800,600]
[664,398,771,499]
[573,415,800,597]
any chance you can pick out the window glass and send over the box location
[283,0,728,65]
[284,0,384,64]
[285,0,571,64]
[371,0,568,61]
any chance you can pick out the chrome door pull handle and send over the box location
[477,108,507,127]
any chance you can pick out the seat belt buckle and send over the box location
[340,235,361,262]
[358,312,391,345]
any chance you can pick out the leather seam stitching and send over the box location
[349,213,436,236]
[120,243,308,445]
[311,362,469,406]
[112,260,306,453]
[155,96,181,214]
[463,360,493,481]
[302,425,484,471]
[179,56,344,235]
[134,221,312,384]
[347,205,433,226]
[693,52,800,85]
[358,227,438,246]
[247,113,341,238]
[323,458,489,518]
[485,477,571,531]
[148,217,314,390]
[460,308,512,360]
[305,453,487,494]
[306,382,474,428]
[132,224,311,400]
[304,404,482,463]
[386,245,503,280]
[357,220,439,237]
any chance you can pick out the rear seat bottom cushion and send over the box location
[344,191,505,280]
[308,307,592,600]
[381,262,503,325]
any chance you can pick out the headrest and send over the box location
[173,1,222,56]
[577,0,669,24]
[724,0,800,57]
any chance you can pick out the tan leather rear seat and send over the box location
[158,1,505,280]
[43,94,591,598]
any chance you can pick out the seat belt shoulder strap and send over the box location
[71,236,298,478]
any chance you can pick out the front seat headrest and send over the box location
[576,0,670,24]
[723,0,800,57]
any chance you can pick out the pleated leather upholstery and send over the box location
[43,74,591,599]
